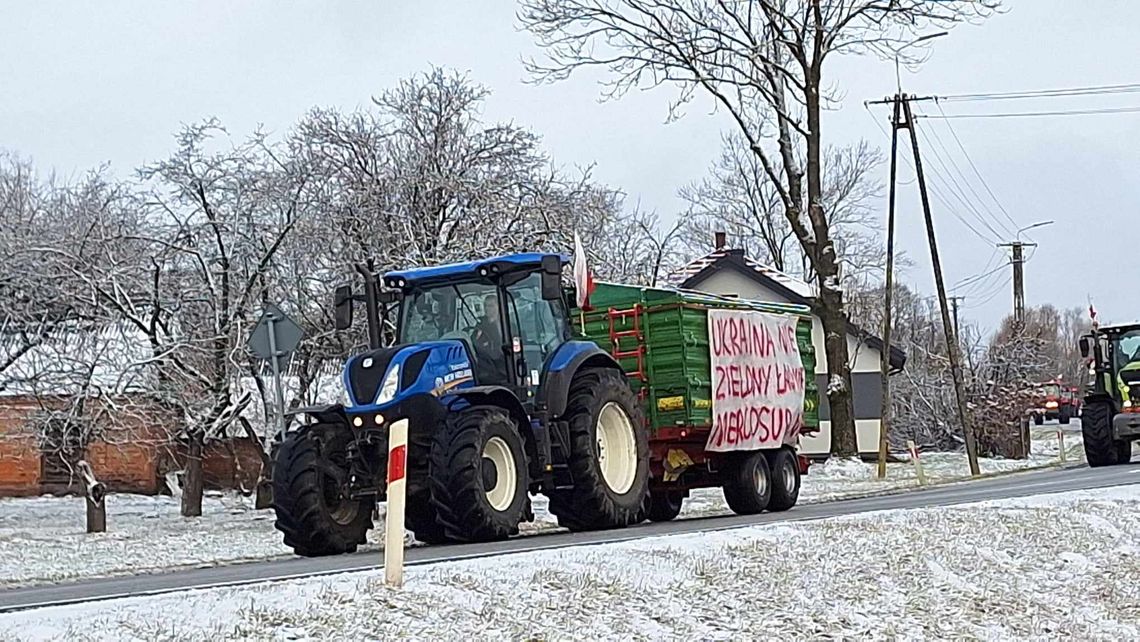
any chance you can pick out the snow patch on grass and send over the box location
[5,485,1140,641]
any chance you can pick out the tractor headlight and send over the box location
[1125,400,1133,409]
[376,364,400,404]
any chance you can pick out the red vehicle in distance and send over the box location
[1029,379,1074,425]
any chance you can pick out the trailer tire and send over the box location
[547,368,649,531]
[647,490,684,522]
[765,448,801,512]
[1082,401,1129,467]
[273,423,374,557]
[722,451,773,515]
[430,405,528,542]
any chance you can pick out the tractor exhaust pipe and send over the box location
[355,261,383,350]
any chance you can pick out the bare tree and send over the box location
[519,0,1000,455]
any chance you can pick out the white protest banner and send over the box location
[706,310,806,452]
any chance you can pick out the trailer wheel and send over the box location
[1082,401,1130,467]
[722,451,773,515]
[765,448,801,512]
[273,423,374,557]
[429,405,528,542]
[647,490,684,522]
[547,368,649,531]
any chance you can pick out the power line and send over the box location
[940,82,1140,102]
[912,124,1009,241]
[923,105,1140,119]
[914,111,1014,239]
[933,101,1020,233]
[863,106,1002,247]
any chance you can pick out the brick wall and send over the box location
[0,398,41,496]
[201,438,265,492]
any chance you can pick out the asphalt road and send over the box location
[3,461,1138,613]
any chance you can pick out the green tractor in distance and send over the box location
[1078,323,1140,466]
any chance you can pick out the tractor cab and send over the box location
[1078,323,1140,466]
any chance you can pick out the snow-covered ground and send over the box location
[0,424,1092,588]
[5,484,1139,641]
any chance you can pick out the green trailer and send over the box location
[573,282,819,521]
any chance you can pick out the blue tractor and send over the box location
[272,253,650,555]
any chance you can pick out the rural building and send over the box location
[667,236,906,459]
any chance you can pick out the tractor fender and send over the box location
[539,341,624,420]
[444,386,542,483]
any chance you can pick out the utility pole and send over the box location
[870,92,981,477]
[877,97,902,479]
[948,296,964,342]
[998,241,1034,330]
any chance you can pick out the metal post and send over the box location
[903,97,981,477]
[877,95,902,480]
[266,313,286,454]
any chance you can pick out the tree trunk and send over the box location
[77,460,106,534]
[181,437,204,517]
[817,288,858,457]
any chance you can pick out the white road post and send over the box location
[385,418,409,587]
[907,440,927,486]
[1057,428,1067,464]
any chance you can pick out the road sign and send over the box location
[248,304,304,454]
[248,304,303,371]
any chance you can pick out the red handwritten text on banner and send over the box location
[706,310,806,452]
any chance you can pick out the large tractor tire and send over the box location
[764,447,801,512]
[273,423,374,557]
[406,425,448,545]
[1059,406,1072,425]
[547,368,650,531]
[1034,413,1044,426]
[722,450,773,515]
[646,490,684,522]
[429,405,529,542]
[1082,401,1131,467]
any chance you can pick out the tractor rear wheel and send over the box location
[273,423,374,557]
[765,448,801,512]
[547,368,650,531]
[429,405,529,542]
[647,490,684,522]
[1034,414,1044,426]
[1060,406,1072,425]
[1082,401,1130,467]
[722,450,773,515]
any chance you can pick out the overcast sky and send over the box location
[2,1,1138,333]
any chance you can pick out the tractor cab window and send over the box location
[399,281,510,384]
[1114,331,1140,370]
[504,272,570,389]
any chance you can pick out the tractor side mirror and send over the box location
[1079,336,1091,359]
[540,255,562,301]
[333,284,354,331]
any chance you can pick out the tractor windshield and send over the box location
[399,281,497,344]
[1113,330,1140,372]
[1044,383,1060,396]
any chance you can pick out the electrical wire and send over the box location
[923,105,1140,119]
[934,101,1020,233]
[863,105,1002,247]
[940,83,1140,102]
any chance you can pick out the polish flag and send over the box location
[1089,299,1099,329]
[573,232,595,310]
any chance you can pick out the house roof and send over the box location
[668,248,907,370]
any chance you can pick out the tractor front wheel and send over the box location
[429,405,529,542]
[1082,401,1131,467]
[273,423,374,557]
[547,368,650,531]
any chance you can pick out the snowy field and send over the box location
[0,425,1091,588]
[4,483,1139,641]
